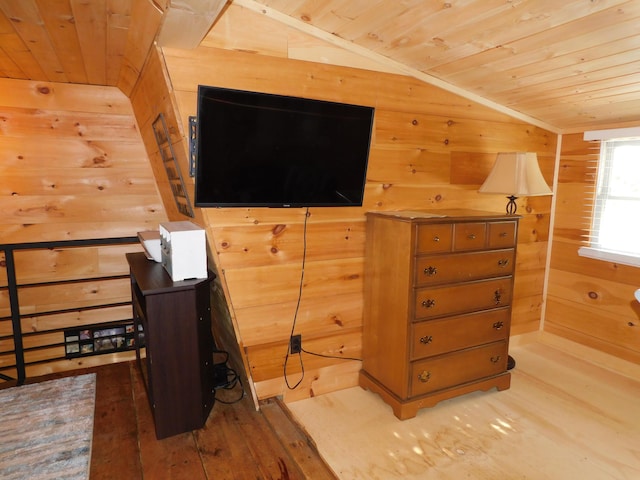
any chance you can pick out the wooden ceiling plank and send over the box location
[0,45,28,79]
[402,0,633,71]
[106,0,132,86]
[35,0,88,84]
[71,0,108,85]
[482,34,640,100]
[436,5,640,88]
[0,9,45,79]
[116,0,163,96]
[311,0,389,34]
[351,0,510,59]
[0,0,68,82]
[498,50,640,105]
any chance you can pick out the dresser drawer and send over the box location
[410,341,508,397]
[410,308,510,360]
[416,224,452,253]
[414,249,514,286]
[453,222,486,251]
[488,221,517,248]
[414,277,512,320]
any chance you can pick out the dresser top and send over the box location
[366,209,520,223]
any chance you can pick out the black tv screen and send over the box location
[194,85,375,208]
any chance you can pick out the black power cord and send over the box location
[283,208,362,390]
[211,347,244,405]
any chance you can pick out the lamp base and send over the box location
[505,195,518,215]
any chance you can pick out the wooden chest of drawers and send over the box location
[360,210,519,419]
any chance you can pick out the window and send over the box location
[578,135,640,266]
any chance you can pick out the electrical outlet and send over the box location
[290,334,302,354]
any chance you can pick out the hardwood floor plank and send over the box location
[286,341,640,479]
[130,365,208,480]
[260,397,338,480]
[90,362,142,479]
[197,387,310,480]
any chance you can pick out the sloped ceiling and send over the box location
[1,0,639,133]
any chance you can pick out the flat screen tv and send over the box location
[194,85,375,208]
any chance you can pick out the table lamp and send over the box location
[479,152,552,214]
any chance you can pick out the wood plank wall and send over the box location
[545,134,640,364]
[150,4,556,402]
[0,78,167,378]
[128,45,251,401]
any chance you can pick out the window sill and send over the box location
[577,246,640,268]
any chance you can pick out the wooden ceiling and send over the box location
[1,0,639,133]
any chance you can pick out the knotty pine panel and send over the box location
[12,245,137,283]
[163,46,381,110]
[254,361,362,403]
[0,107,140,140]
[0,137,151,169]
[71,0,108,84]
[116,0,163,96]
[550,240,639,284]
[0,194,163,224]
[247,328,362,383]
[17,278,131,312]
[20,305,132,335]
[545,298,640,362]
[548,269,640,319]
[0,78,132,113]
[202,205,366,226]
[0,168,159,197]
[516,242,550,271]
[236,290,362,347]
[213,221,365,270]
[224,258,364,311]
[510,294,545,336]
[367,146,451,185]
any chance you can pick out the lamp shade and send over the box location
[479,152,552,196]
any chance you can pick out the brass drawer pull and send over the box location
[467,233,476,240]
[433,235,440,242]
[423,266,438,276]
[494,290,502,304]
[421,299,436,308]
[499,232,508,237]
[497,258,510,267]
[490,355,501,363]
[493,321,504,330]
[417,370,431,383]
[419,335,433,345]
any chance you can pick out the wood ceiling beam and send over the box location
[157,0,227,49]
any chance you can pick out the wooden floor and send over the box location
[288,336,640,479]
[7,335,640,479]
[15,360,337,480]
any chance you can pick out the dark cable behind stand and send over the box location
[284,207,362,390]
[210,330,244,405]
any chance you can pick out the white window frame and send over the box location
[578,128,640,267]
